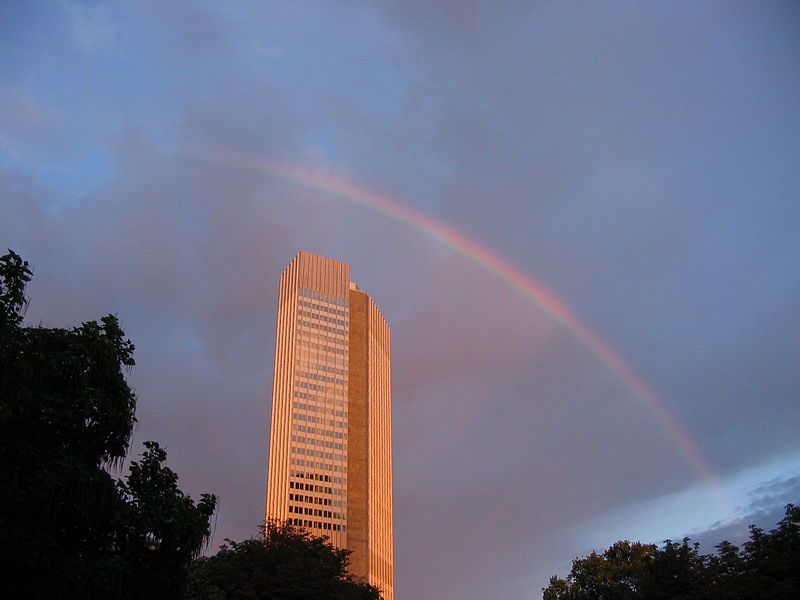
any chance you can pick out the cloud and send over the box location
[3,2,800,599]
[687,473,800,551]
[747,474,800,512]
[0,86,64,162]
[57,0,117,52]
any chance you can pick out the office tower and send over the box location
[266,252,393,600]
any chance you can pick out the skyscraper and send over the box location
[265,252,393,600]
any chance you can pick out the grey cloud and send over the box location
[57,0,117,53]
[3,2,800,599]
[686,474,800,552]
[745,475,800,514]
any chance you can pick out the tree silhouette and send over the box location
[0,250,216,599]
[185,520,383,600]
[543,502,800,599]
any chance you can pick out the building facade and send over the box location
[265,252,393,600]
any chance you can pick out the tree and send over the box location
[637,538,706,599]
[543,541,656,600]
[0,250,216,599]
[185,520,383,600]
[114,441,217,599]
[542,502,800,600]
[738,503,800,600]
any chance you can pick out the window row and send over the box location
[290,518,345,532]
[293,423,347,440]
[292,446,344,462]
[295,387,347,401]
[291,470,342,484]
[293,391,347,408]
[292,412,347,428]
[297,318,347,336]
[296,341,347,356]
[288,505,341,520]
[289,481,334,494]
[297,308,347,328]
[295,363,348,377]
[297,331,348,348]
[292,434,344,452]
[298,296,349,317]
[295,381,327,393]
[294,398,347,419]
[298,288,348,307]
[290,458,347,473]
[288,493,337,507]
[296,370,347,387]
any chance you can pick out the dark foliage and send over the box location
[0,250,216,599]
[543,502,800,600]
[185,520,383,600]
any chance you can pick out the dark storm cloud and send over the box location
[2,2,800,599]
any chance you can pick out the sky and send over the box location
[2,1,800,598]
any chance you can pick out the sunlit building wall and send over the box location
[265,252,393,600]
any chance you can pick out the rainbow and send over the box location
[196,146,730,510]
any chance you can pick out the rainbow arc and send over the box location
[195,146,731,511]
